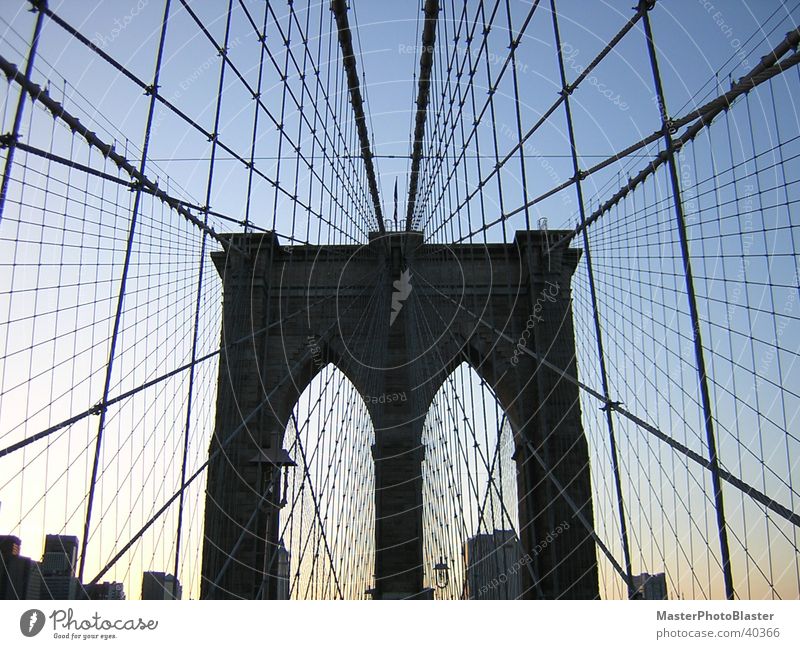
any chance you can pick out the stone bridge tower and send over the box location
[200,230,598,600]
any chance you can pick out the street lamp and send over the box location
[250,443,296,599]
[249,446,296,506]
[433,556,449,589]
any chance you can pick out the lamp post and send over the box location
[433,556,449,590]
[250,443,296,600]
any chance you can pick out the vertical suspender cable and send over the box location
[640,2,735,599]
[79,0,174,583]
[174,0,234,584]
[550,0,635,599]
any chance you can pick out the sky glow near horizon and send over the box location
[0,0,799,600]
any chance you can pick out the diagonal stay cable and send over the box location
[0,257,382,457]
[420,0,650,238]
[410,263,800,530]
[88,269,379,585]
[0,53,248,257]
[552,32,800,249]
[413,272,629,585]
[288,412,345,599]
[176,0,373,236]
[34,3,370,240]
[441,32,800,246]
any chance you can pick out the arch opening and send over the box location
[421,361,521,600]
[277,362,375,600]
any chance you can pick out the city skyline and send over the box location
[0,0,798,602]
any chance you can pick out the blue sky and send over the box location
[1,1,799,600]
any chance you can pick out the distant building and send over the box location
[0,536,20,558]
[141,572,182,600]
[464,530,522,600]
[275,541,290,600]
[40,535,79,575]
[84,581,125,600]
[632,572,668,600]
[39,535,81,600]
[0,536,42,599]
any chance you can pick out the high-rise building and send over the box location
[0,536,42,599]
[41,535,78,574]
[0,536,21,558]
[141,571,182,600]
[632,572,668,600]
[464,529,522,600]
[39,535,81,600]
[84,581,125,600]
[275,541,290,600]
